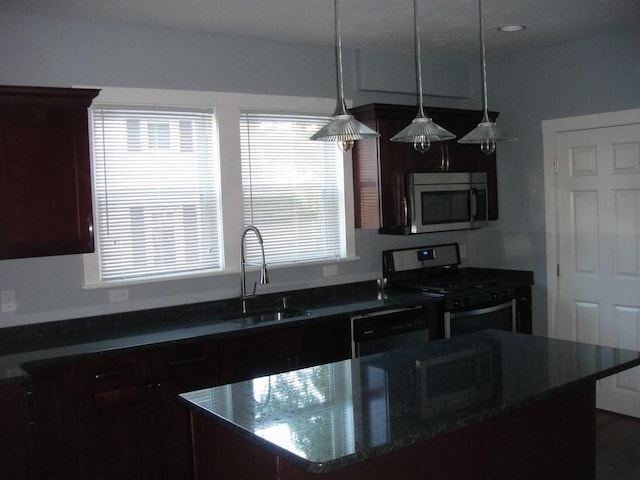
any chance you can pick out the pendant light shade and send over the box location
[391,0,455,154]
[310,0,379,151]
[458,0,516,155]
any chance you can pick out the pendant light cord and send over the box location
[414,0,426,119]
[479,0,491,123]
[334,0,349,116]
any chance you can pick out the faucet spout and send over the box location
[240,225,269,312]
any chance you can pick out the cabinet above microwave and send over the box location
[350,103,499,234]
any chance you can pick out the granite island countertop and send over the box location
[179,329,640,474]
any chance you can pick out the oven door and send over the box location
[444,299,516,338]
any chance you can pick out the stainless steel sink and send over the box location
[228,308,311,324]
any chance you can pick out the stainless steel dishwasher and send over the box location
[351,305,430,358]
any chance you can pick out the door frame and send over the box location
[542,108,640,339]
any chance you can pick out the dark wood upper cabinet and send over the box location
[0,86,99,259]
[350,103,499,233]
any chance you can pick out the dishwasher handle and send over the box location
[350,305,423,321]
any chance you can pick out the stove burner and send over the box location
[409,276,510,294]
[390,269,521,311]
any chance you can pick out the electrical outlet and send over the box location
[323,264,338,277]
[109,288,129,303]
[1,289,17,313]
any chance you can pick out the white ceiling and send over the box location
[4,0,640,57]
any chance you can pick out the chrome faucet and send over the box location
[240,225,269,313]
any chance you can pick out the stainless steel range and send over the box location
[383,243,533,338]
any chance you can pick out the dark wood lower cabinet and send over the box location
[26,315,352,480]
[0,382,30,480]
[27,364,79,480]
[79,385,159,480]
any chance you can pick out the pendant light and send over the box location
[458,0,516,155]
[310,0,379,151]
[390,0,455,153]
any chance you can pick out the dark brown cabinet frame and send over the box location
[350,103,499,234]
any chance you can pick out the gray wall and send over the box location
[469,26,640,335]
[0,13,475,327]
[1,12,638,334]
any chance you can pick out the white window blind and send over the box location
[91,106,221,282]
[240,112,345,265]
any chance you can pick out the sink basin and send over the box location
[228,308,311,325]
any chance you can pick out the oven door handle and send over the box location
[445,299,516,338]
[447,300,513,319]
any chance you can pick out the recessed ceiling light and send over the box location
[497,25,526,32]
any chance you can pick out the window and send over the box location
[83,88,356,288]
[240,113,346,265]
[89,107,221,282]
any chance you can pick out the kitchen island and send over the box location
[180,330,640,480]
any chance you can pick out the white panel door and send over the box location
[555,123,640,416]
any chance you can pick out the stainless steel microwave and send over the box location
[407,172,488,233]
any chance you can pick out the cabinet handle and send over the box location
[87,216,94,248]
[440,144,450,171]
[167,356,205,368]
[94,368,136,380]
[24,385,36,427]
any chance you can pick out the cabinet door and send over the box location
[157,375,215,480]
[0,86,98,259]
[152,340,220,480]
[27,365,80,480]
[75,351,158,480]
[79,385,159,480]
[0,383,30,480]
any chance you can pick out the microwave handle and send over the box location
[470,189,478,219]
[402,195,409,227]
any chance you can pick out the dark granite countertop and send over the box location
[0,281,434,384]
[179,329,640,474]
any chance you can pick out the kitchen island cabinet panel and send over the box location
[182,330,640,480]
[0,86,99,259]
[188,384,596,480]
[237,383,595,480]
